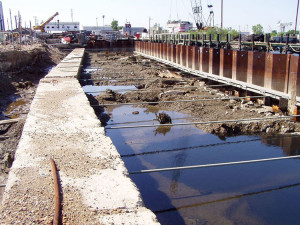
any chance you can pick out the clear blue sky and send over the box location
[1,0,299,32]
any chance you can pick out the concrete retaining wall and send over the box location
[0,48,159,224]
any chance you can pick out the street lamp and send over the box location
[96,17,98,29]
[102,15,105,27]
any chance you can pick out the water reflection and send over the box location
[261,134,300,156]
[155,126,172,136]
[106,105,300,225]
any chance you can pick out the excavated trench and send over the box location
[0,45,66,201]
[82,51,300,225]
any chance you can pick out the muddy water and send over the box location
[106,105,300,225]
[4,99,28,119]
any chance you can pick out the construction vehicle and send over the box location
[33,12,59,32]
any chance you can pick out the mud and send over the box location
[82,51,300,137]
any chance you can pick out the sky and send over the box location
[1,0,299,33]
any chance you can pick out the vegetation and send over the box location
[252,24,264,35]
[188,27,239,40]
[111,20,119,30]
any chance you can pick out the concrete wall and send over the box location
[0,48,159,224]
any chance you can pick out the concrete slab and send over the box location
[0,49,159,224]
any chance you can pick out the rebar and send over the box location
[106,115,299,130]
[121,138,261,158]
[130,155,300,174]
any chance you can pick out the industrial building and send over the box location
[81,25,113,35]
[166,20,193,33]
[121,23,147,36]
[0,1,5,31]
[44,21,80,33]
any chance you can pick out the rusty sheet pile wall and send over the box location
[87,40,134,51]
[135,41,300,106]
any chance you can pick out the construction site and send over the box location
[1,0,300,224]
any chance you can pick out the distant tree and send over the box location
[252,24,264,35]
[111,20,119,30]
[271,30,278,36]
[286,29,299,35]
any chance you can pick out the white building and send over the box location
[0,1,5,31]
[81,26,113,35]
[44,22,80,33]
[166,20,193,34]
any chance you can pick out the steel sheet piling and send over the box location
[289,55,300,97]
[201,48,210,73]
[180,45,187,67]
[265,53,289,93]
[209,48,220,75]
[186,46,193,69]
[220,49,233,78]
[135,41,300,106]
[249,51,266,87]
[232,51,248,82]
[176,45,181,65]
[192,46,199,70]
[171,45,176,63]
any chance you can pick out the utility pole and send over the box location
[33,16,37,26]
[14,15,17,31]
[9,9,13,30]
[149,17,152,37]
[102,15,105,27]
[96,17,98,32]
[295,0,299,35]
[221,0,223,29]
[71,9,73,22]
[18,11,22,46]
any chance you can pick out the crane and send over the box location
[190,0,214,30]
[33,12,59,32]
[191,0,204,30]
[277,21,292,33]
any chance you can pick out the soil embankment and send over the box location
[82,51,300,136]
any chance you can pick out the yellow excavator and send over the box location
[33,12,59,32]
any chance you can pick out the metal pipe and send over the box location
[129,155,300,174]
[94,96,265,107]
[106,115,300,130]
[50,159,61,225]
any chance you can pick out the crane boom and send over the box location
[33,12,59,32]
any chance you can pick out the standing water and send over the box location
[106,105,300,225]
